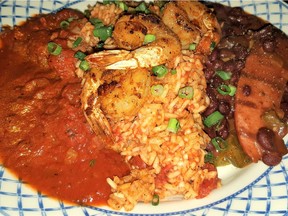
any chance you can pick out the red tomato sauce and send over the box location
[0,9,130,206]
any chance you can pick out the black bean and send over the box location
[234,60,245,72]
[230,72,240,85]
[242,85,251,96]
[253,24,274,39]
[204,127,217,139]
[205,141,216,152]
[209,76,223,88]
[204,68,215,81]
[209,49,219,61]
[233,44,249,60]
[262,39,275,53]
[219,48,235,60]
[256,127,275,151]
[203,99,219,117]
[218,101,231,115]
[262,151,282,166]
[217,119,229,139]
[223,60,236,72]
[212,59,224,70]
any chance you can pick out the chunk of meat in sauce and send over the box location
[0,9,130,206]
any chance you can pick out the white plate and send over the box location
[0,1,287,215]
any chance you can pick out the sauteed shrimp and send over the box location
[85,13,181,69]
[81,67,151,138]
[162,1,221,53]
[81,13,180,137]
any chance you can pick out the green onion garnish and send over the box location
[217,84,230,95]
[117,1,128,11]
[204,152,214,164]
[144,34,156,44]
[93,26,113,41]
[89,159,96,167]
[203,111,224,128]
[67,17,74,22]
[74,51,86,60]
[79,60,90,71]
[103,0,111,5]
[47,42,62,55]
[135,2,150,13]
[73,37,83,48]
[217,84,237,96]
[170,69,177,75]
[228,85,237,96]
[167,118,180,133]
[152,65,168,78]
[211,137,228,151]
[210,41,216,51]
[215,70,232,81]
[90,18,104,28]
[152,194,160,206]
[189,43,197,51]
[178,86,194,99]
[151,84,164,96]
[60,20,70,29]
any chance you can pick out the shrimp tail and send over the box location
[81,68,114,144]
[85,50,132,69]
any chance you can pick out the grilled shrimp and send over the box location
[85,13,181,69]
[81,13,181,138]
[81,67,151,139]
[161,1,221,53]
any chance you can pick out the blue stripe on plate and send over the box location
[0,1,287,216]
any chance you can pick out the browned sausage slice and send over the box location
[234,43,288,162]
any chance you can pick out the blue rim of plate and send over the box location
[0,1,287,215]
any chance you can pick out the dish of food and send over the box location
[0,0,287,215]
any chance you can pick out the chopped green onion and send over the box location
[84,9,91,17]
[90,18,104,28]
[178,86,194,99]
[93,26,113,41]
[170,69,177,75]
[89,159,96,167]
[152,194,160,206]
[74,51,86,60]
[97,41,105,49]
[47,42,62,55]
[217,84,230,95]
[144,34,156,44]
[215,70,232,81]
[189,43,197,51]
[67,17,74,22]
[203,111,224,128]
[217,84,237,96]
[204,152,214,163]
[210,41,216,51]
[79,60,90,71]
[152,65,168,77]
[211,137,228,151]
[167,118,180,133]
[60,20,70,29]
[73,37,83,48]
[103,0,111,5]
[228,85,237,96]
[151,84,164,96]
[135,2,150,13]
[117,1,128,11]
